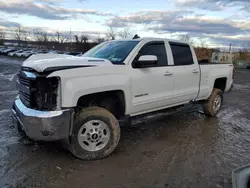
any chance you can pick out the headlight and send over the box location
[33,77,60,110]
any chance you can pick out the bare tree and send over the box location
[242,43,250,52]
[52,30,71,43]
[74,34,89,44]
[12,27,22,42]
[33,29,49,48]
[95,37,105,43]
[23,30,29,45]
[106,27,117,40]
[237,43,250,61]
[0,29,5,45]
[179,34,194,45]
[198,38,208,48]
[82,35,88,44]
[179,34,190,42]
[74,35,80,43]
[119,27,133,39]
[12,26,29,46]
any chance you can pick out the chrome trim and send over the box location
[12,99,72,141]
[15,98,64,118]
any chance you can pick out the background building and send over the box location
[211,52,234,64]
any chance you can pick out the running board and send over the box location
[119,103,199,126]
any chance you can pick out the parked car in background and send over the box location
[7,49,20,56]
[0,47,7,54]
[15,50,25,57]
[21,50,36,58]
[35,49,49,54]
[246,63,250,69]
[0,47,55,57]
[10,49,23,57]
[3,48,17,55]
[48,50,58,54]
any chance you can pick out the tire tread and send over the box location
[70,106,120,160]
[203,88,223,117]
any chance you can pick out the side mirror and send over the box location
[135,55,158,68]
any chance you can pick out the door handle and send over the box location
[164,72,172,76]
[192,70,199,74]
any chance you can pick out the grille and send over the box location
[17,70,59,110]
[17,72,33,107]
[19,76,30,87]
[19,91,30,103]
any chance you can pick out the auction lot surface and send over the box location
[0,56,250,188]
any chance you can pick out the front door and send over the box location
[130,41,174,115]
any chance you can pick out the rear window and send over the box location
[170,43,194,66]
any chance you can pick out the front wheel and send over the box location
[69,107,120,160]
[203,88,223,117]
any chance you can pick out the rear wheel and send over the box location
[203,88,223,116]
[69,107,120,160]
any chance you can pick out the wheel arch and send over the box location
[213,77,227,92]
[76,90,126,119]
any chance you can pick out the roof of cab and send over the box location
[139,37,191,44]
[112,37,191,45]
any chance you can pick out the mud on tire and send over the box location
[69,106,120,160]
[203,88,223,117]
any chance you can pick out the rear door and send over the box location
[130,41,174,115]
[169,42,200,104]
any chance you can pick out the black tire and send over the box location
[203,88,223,117]
[69,106,120,160]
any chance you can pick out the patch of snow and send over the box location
[0,90,18,95]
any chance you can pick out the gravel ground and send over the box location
[0,56,250,188]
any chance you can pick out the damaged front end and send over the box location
[12,68,72,141]
[18,68,61,111]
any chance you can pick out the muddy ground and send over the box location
[0,56,250,188]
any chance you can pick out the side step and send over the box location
[119,103,199,126]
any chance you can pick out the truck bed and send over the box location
[198,63,234,100]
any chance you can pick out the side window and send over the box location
[170,43,194,66]
[135,42,168,67]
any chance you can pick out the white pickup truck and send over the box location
[12,38,234,160]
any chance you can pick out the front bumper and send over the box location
[12,98,73,141]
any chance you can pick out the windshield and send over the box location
[83,41,139,64]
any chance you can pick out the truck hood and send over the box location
[22,54,113,72]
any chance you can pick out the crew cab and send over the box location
[12,38,234,160]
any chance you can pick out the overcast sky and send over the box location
[1,0,250,47]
